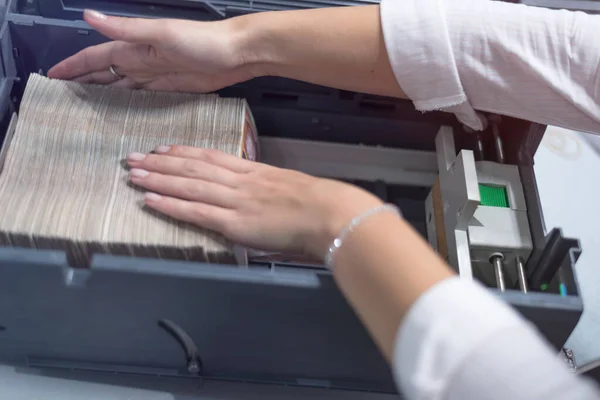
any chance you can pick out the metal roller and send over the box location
[490,253,506,292]
[489,115,505,164]
[516,257,528,293]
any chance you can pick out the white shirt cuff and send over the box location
[392,277,526,399]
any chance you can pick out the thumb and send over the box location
[84,9,163,44]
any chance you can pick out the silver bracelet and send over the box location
[324,203,401,269]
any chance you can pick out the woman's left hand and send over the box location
[48,10,257,93]
[126,146,382,259]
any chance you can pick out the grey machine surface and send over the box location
[0,0,598,395]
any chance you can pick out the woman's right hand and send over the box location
[126,146,383,259]
[48,10,258,92]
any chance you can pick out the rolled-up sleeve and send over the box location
[380,0,600,134]
[393,278,600,400]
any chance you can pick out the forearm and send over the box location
[328,211,600,399]
[329,212,454,360]
[231,6,406,98]
[232,1,600,134]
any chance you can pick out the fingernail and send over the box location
[155,145,171,154]
[127,152,146,161]
[130,168,149,178]
[145,192,162,202]
[85,9,108,20]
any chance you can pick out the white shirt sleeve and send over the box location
[393,278,600,400]
[379,2,600,398]
[380,0,600,134]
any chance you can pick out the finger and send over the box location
[154,145,254,173]
[48,42,118,79]
[109,76,140,89]
[84,9,166,44]
[144,192,234,234]
[73,69,121,85]
[126,153,239,187]
[129,168,238,208]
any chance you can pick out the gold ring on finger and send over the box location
[109,65,124,79]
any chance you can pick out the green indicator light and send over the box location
[479,184,509,208]
[541,283,549,291]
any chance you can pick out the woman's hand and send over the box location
[126,146,382,259]
[49,7,406,99]
[48,10,257,92]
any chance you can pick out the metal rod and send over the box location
[476,134,485,161]
[488,115,505,164]
[462,124,485,161]
[491,254,506,292]
[516,257,528,293]
[491,123,505,164]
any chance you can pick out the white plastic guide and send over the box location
[435,126,480,280]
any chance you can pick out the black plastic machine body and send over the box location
[0,0,597,394]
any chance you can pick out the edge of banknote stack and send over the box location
[0,73,259,268]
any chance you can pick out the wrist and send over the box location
[305,182,384,262]
[226,12,279,79]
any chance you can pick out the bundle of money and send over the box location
[0,74,258,267]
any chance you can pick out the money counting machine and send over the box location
[0,0,596,394]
